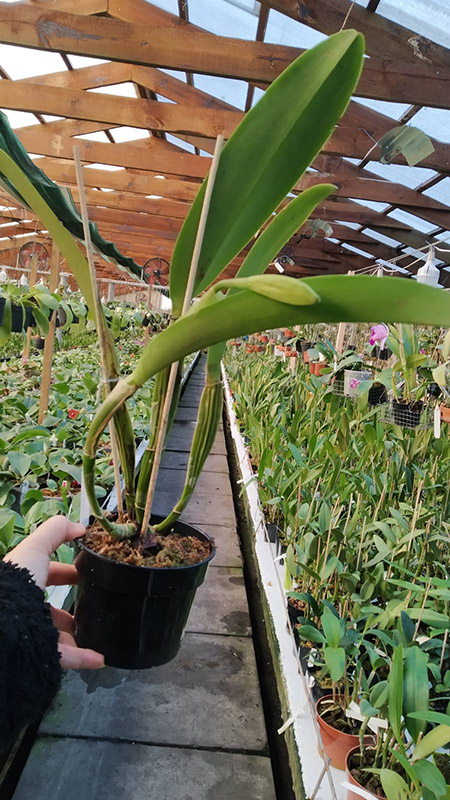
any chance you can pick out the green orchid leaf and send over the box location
[412,725,450,762]
[372,768,409,800]
[129,277,450,392]
[32,306,50,337]
[321,606,341,648]
[213,274,320,306]
[359,698,379,718]
[403,646,429,743]
[324,646,346,682]
[170,29,364,314]
[0,294,11,344]
[236,183,336,280]
[408,710,450,727]
[34,290,59,310]
[388,645,403,743]
[413,760,447,798]
[296,624,326,644]
[370,680,389,710]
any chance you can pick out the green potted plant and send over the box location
[297,605,376,769]
[388,324,429,427]
[1,29,449,671]
[345,644,450,800]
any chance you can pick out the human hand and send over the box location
[5,516,104,670]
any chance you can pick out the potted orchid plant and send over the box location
[1,29,450,671]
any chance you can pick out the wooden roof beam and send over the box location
[1,5,450,109]
[260,0,450,69]
[0,80,240,139]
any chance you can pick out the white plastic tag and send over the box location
[341,781,381,800]
[434,405,441,439]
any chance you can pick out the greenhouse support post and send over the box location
[38,245,60,424]
[21,252,39,363]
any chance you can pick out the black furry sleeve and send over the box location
[0,560,62,749]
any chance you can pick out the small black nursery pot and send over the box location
[74,516,215,669]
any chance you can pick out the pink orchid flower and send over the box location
[370,323,389,350]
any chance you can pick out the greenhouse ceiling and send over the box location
[0,0,448,288]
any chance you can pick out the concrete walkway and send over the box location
[13,356,276,800]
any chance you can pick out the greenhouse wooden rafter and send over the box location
[0,0,448,290]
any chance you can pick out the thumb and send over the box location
[31,517,85,555]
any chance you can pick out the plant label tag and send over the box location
[345,701,365,723]
[367,717,389,733]
[434,405,441,439]
[341,781,381,800]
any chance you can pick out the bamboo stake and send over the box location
[140,134,225,538]
[21,252,39,364]
[73,145,124,519]
[38,245,60,424]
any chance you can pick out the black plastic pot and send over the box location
[427,382,442,398]
[368,383,388,406]
[32,336,45,350]
[373,346,391,361]
[300,341,312,353]
[311,677,330,703]
[0,298,33,332]
[295,339,303,353]
[74,516,215,669]
[266,522,278,544]
[392,399,423,428]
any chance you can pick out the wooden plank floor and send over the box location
[13,355,276,800]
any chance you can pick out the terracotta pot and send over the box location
[316,696,373,771]
[345,747,385,800]
[258,334,269,343]
[285,350,298,358]
[230,340,241,346]
[440,404,450,423]
[284,328,294,337]
[303,351,310,363]
[310,362,326,375]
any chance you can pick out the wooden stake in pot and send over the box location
[73,145,124,519]
[38,245,60,424]
[140,134,225,542]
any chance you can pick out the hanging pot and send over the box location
[316,695,373,771]
[0,299,33,332]
[392,399,423,428]
[368,383,388,406]
[344,369,371,398]
[345,747,385,800]
[427,382,442,398]
[373,346,391,361]
[74,516,215,669]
